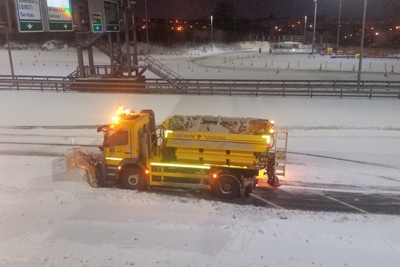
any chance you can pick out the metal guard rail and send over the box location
[0,75,399,99]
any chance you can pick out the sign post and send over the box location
[15,0,44,32]
[46,0,73,31]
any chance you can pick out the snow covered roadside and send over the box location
[0,154,399,267]
[1,91,400,266]
[1,44,400,266]
[1,194,400,267]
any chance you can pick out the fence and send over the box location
[0,75,399,99]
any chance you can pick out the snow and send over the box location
[1,42,400,266]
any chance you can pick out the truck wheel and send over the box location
[120,167,147,191]
[214,175,240,199]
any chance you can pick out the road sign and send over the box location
[46,0,73,31]
[104,0,120,32]
[15,0,44,32]
[91,13,103,33]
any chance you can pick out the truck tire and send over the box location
[214,174,240,199]
[120,166,147,191]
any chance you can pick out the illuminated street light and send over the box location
[211,15,213,51]
[311,0,317,54]
[304,16,307,44]
[357,0,367,87]
[130,1,138,67]
[145,0,149,54]
[336,0,342,50]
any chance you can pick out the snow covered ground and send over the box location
[0,42,400,266]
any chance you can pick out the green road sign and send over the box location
[91,13,103,33]
[19,21,44,32]
[106,25,120,32]
[104,1,120,32]
[46,0,73,32]
[15,0,44,32]
[49,22,73,31]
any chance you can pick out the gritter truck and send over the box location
[66,106,287,199]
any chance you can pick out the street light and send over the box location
[311,0,317,54]
[3,0,14,78]
[336,0,342,50]
[304,16,307,44]
[357,0,367,87]
[144,0,149,54]
[130,1,138,67]
[211,15,213,51]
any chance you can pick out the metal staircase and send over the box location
[81,36,184,82]
[144,56,185,84]
[94,39,126,67]
[274,131,288,177]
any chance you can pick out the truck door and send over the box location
[105,126,132,166]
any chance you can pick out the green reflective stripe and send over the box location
[150,162,211,169]
[106,157,124,161]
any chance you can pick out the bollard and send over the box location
[392,66,394,73]
[287,62,290,69]
[277,67,280,74]
[298,60,299,67]
[369,62,372,70]
[340,62,342,70]
[319,63,322,71]
[353,64,355,72]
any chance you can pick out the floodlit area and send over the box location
[0,42,400,266]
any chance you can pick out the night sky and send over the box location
[133,0,400,21]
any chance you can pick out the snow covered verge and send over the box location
[1,164,399,267]
[1,44,400,266]
[0,91,400,266]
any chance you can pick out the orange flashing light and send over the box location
[112,105,134,124]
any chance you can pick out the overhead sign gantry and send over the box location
[14,0,73,32]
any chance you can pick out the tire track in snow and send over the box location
[288,151,400,170]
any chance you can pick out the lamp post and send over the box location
[304,16,307,44]
[144,0,149,54]
[311,0,317,54]
[336,0,342,50]
[357,0,367,87]
[4,0,14,78]
[211,15,213,51]
[124,0,132,76]
[130,1,138,68]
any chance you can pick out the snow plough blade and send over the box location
[65,146,98,187]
